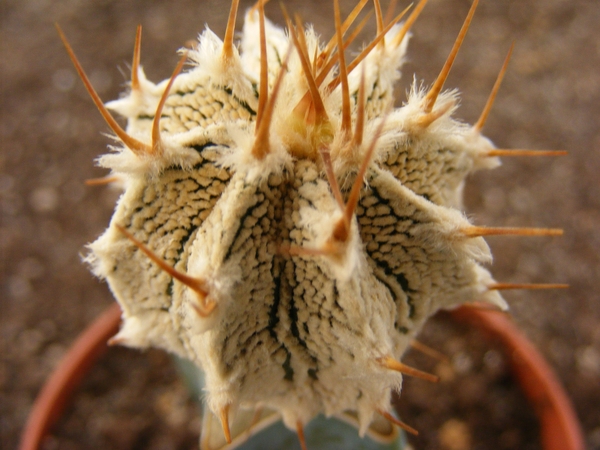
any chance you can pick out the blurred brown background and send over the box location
[2,0,599,448]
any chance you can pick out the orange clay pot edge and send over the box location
[449,306,585,450]
[20,303,585,450]
[19,303,122,450]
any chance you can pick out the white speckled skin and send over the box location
[83,5,506,442]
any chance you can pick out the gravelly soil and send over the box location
[2,0,599,449]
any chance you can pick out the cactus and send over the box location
[58,0,566,448]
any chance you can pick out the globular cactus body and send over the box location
[58,0,565,447]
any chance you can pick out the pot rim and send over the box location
[20,304,585,450]
[449,306,585,450]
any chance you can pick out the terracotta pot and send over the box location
[19,304,585,450]
[19,304,122,450]
[449,306,585,450]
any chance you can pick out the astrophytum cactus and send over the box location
[58,0,566,448]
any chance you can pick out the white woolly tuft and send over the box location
[465,127,503,171]
[174,30,251,107]
[96,135,202,179]
[105,68,161,124]
[240,8,290,84]
[84,217,129,280]
[352,23,411,96]
[474,265,509,310]
[219,124,292,183]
